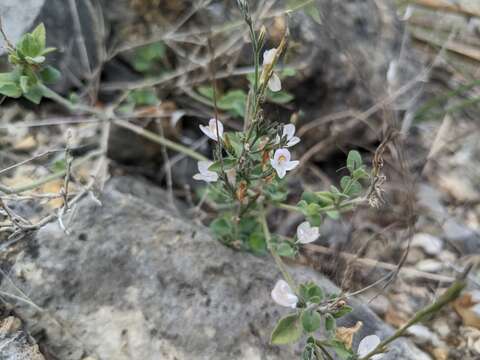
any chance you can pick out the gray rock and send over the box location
[0,316,45,360]
[442,218,480,254]
[0,1,45,56]
[4,176,428,359]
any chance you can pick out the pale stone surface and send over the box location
[5,176,428,359]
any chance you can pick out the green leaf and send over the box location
[217,90,247,118]
[267,90,294,104]
[281,67,296,77]
[300,282,324,304]
[270,313,302,345]
[0,83,21,98]
[129,88,158,106]
[353,167,369,180]
[39,66,61,84]
[238,217,260,235]
[332,305,353,319]
[307,214,322,227]
[23,84,44,104]
[41,47,56,55]
[197,85,215,100]
[133,42,166,73]
[340,176,351,191]
[265,183,288,203]
[249,232,266,254]
[326,340,353,360]
[325,313,336,332]
[209,217,233,239]
[340,176,362,197]
[314,191,336,206]
[347,150,362,173]
[301,191,319,204]
[300,202,323,226]
[31,23,46,50]
[275,242,297,258]
[302,343,318,360]
[17,33,42,58]
[0,71,19,84]
[307,285,324,304]
[224,132,243,157]
[301,309,321,333]
[208,158,237,172]
[330,185,342,195]
[305,203,322,216]
[51,158,67,172]
[326,210,340,220]
[346,181,362,197]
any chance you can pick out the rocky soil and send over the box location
[2,176,429,360]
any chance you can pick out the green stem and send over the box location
[112,118,207,162]
[359,279,466,360]
[277,198,363,214]
[40,84,102,116]
[259,205,296,291]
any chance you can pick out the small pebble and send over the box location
[416,259,443,273]
[411,233,443,255]
[407,324,442,346]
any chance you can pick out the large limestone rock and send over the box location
[4,176,429,359]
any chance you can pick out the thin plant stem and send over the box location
[260,205,296,291]
[112,118,207,162]
[277,198,365,214]
[39,84,207,162]
[359,277,467,360]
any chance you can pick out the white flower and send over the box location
[276,124,300,147]
[262,48,282,92]
[193,160,218,183]
[270,148,299,179]
[263,48,277,66]
[199,118,224,141]
[271,279,298,308]
[357,335,384,360]
[296,221,319,244]
[268,73,282,92]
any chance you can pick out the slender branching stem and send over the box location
[39,84,207,162]
[260,205,297,291]
[359,278,467,360]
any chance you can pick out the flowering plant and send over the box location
[0,3,467,359]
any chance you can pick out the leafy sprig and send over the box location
[0,23,60,104]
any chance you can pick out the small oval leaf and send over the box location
[271,313,302,345]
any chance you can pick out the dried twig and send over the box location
[304,244,455,283]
